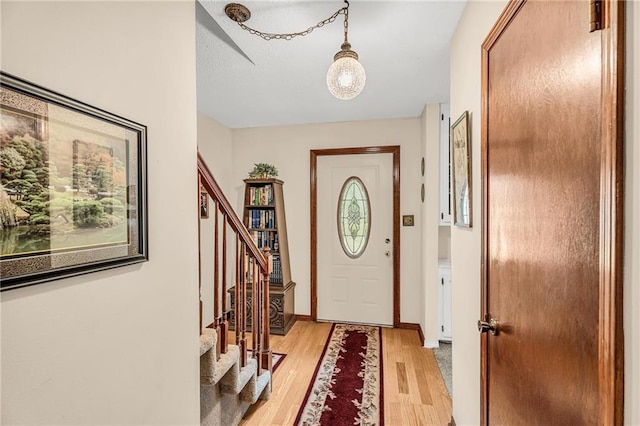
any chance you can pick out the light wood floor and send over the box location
[238,320,452,425]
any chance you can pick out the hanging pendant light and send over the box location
[225,1,366,100]
[326,3,366,100]
[327,42,366,100]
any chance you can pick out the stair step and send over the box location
[200,329,216,356]
[220,356,257,394]
[202,344,240,386]
[240,370,271,404]
[200,343,272,426]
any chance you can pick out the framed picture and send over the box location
[451,111,472,227]
[0,72,148,291]
[200,188,209,219]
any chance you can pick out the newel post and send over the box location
[260,246,273,376]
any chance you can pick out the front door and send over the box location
[316,153,394,325]
[481,0,624,424]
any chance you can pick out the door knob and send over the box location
[478,318,500,336]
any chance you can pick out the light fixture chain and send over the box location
[236,6,348,41]
[343,3,349,43]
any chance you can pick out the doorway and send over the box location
[310,146,401,326]
[316,153,393,325]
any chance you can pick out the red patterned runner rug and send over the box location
[295,323,384,426]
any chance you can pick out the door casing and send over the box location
[310,146,401,327]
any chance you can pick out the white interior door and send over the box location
[317,153,393,326]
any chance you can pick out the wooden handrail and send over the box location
[197,152,271,374]
[197,153,267,270]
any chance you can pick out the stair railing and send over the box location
[197,153,272,375]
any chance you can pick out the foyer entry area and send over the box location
[239,321,452,425]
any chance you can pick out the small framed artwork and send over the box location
[451,111,472,227]
[0,72,148,291]
[200,189,209,219]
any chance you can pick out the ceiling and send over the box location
[196,1,466,129]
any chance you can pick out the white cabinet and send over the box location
[438,260,452,341]
[439,103,451,225]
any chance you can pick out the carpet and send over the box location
[432,342,452,397]
[247,351,286,372]
[272,352,286,372]
[295,323,384,426]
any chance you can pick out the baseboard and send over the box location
[424,340,439,349]
[397,322,425,344]
[295,314,312,321]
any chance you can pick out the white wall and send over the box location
[449,1,508,424]
[420,109,428,342]
[450,1,640,425]
[438,226,451,259]
[624,2,639,423]
[0,2,200,425]
[197,114,234,329]
[230,118,424,324]
[198,113,234,195]
[421,105,441,346]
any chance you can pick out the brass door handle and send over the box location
[478,318,500,336]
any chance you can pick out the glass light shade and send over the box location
[327,56,366,100]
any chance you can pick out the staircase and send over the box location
[200,328,271,425]
[198,154,272,425]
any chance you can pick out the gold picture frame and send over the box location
[451,111,472,227]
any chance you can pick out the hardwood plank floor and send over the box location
[238,320,452,425]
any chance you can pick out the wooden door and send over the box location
[316,153,394,325]
[480,1,624,424]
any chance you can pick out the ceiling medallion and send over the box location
[224,3,251,23]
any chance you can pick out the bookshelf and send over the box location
[230,178,296,335]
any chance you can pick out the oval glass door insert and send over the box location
[337,176,371,258]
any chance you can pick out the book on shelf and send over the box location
[250,209,275,229]
[249,185,274,206]
[250,230,278,251]
[270,256,282,284]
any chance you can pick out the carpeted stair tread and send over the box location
[200,335,273,425]
[202,344,240,386]
[200,329,216,357]
[220,356,257,394]
[200,329,218,385]
[240,370,271,404]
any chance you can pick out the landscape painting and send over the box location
[0,72,147,290]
